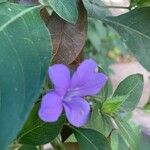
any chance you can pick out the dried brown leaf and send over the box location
[47,0,87,65]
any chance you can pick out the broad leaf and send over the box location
[18,103,65,146]
[102,96,127,115]
[89,6,150,71]
[86,103,112,136]
[103,7,150,71]
[114,116,139,150]
[140,131,150,150]
[43,0,78,23]
[0,3,51,149]
[72,128,111,150]
[111,130,129,150]
[136,0,150,6]
[0,0,6,3]
[48,0,87,65]
[83,0,111,18]
[19,145,38,150]
[113,74,144,112]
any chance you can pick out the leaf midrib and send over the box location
[126,80,142,98]
[114,78,143,98]
[18,122,46,141]
[114,78,143,111]
[49,0,77,23]
[104,17,150,40]
[0,4,41,32]
[103,18,150,58]
[115,116,137,150]
[74,128,100,150]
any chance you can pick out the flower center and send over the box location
[63,88,80,102]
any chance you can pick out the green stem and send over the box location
[89,2,130,10]
[98,5,130,9]
[39,145,44,150]
[51,137,65,150]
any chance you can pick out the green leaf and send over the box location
[98,68,113,100]
[83,0,111,19]
[66,134,77,143]
[113,74,144,112]
[19,145,38,150]
[111,130,129,150]
[0,0,6,3]
[87,19,102,52]
[144,96,150,112]
[87,18,107,52]
[140,131,150,150]
[39,0,53,15]
[0,3,51,149]
[103,7,150,71]
[114,116,140,150]
[135,0,150,6]
[41,0,78,23]
[18,103,65,146]
[102,96,127,115]
[72,128,111,150]
[86,103,112,137]
[100,78,113,100]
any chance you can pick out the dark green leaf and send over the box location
[72,128,111,150]
[103,7,150,71]
[42,0,78,23]
[19,145,38,150]
[113,74,144,111]
[102,96,127,115]
[136,0,150,6]
[0,3,51,149]
[18,103,65,146]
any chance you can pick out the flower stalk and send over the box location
[51,137,65,150]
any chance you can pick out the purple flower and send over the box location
[38,59,108,127]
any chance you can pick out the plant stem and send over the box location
[51,137,65,150]
[39,145,44,150]
[98,5,130,9]
[89,1,130,10]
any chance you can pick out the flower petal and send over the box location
[69,73,108,97]
[63,97,90,127]
[48,64,70,96]
[70,59,97,88]
[38,92,63,122]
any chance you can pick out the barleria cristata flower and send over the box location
[39,59,107,127]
